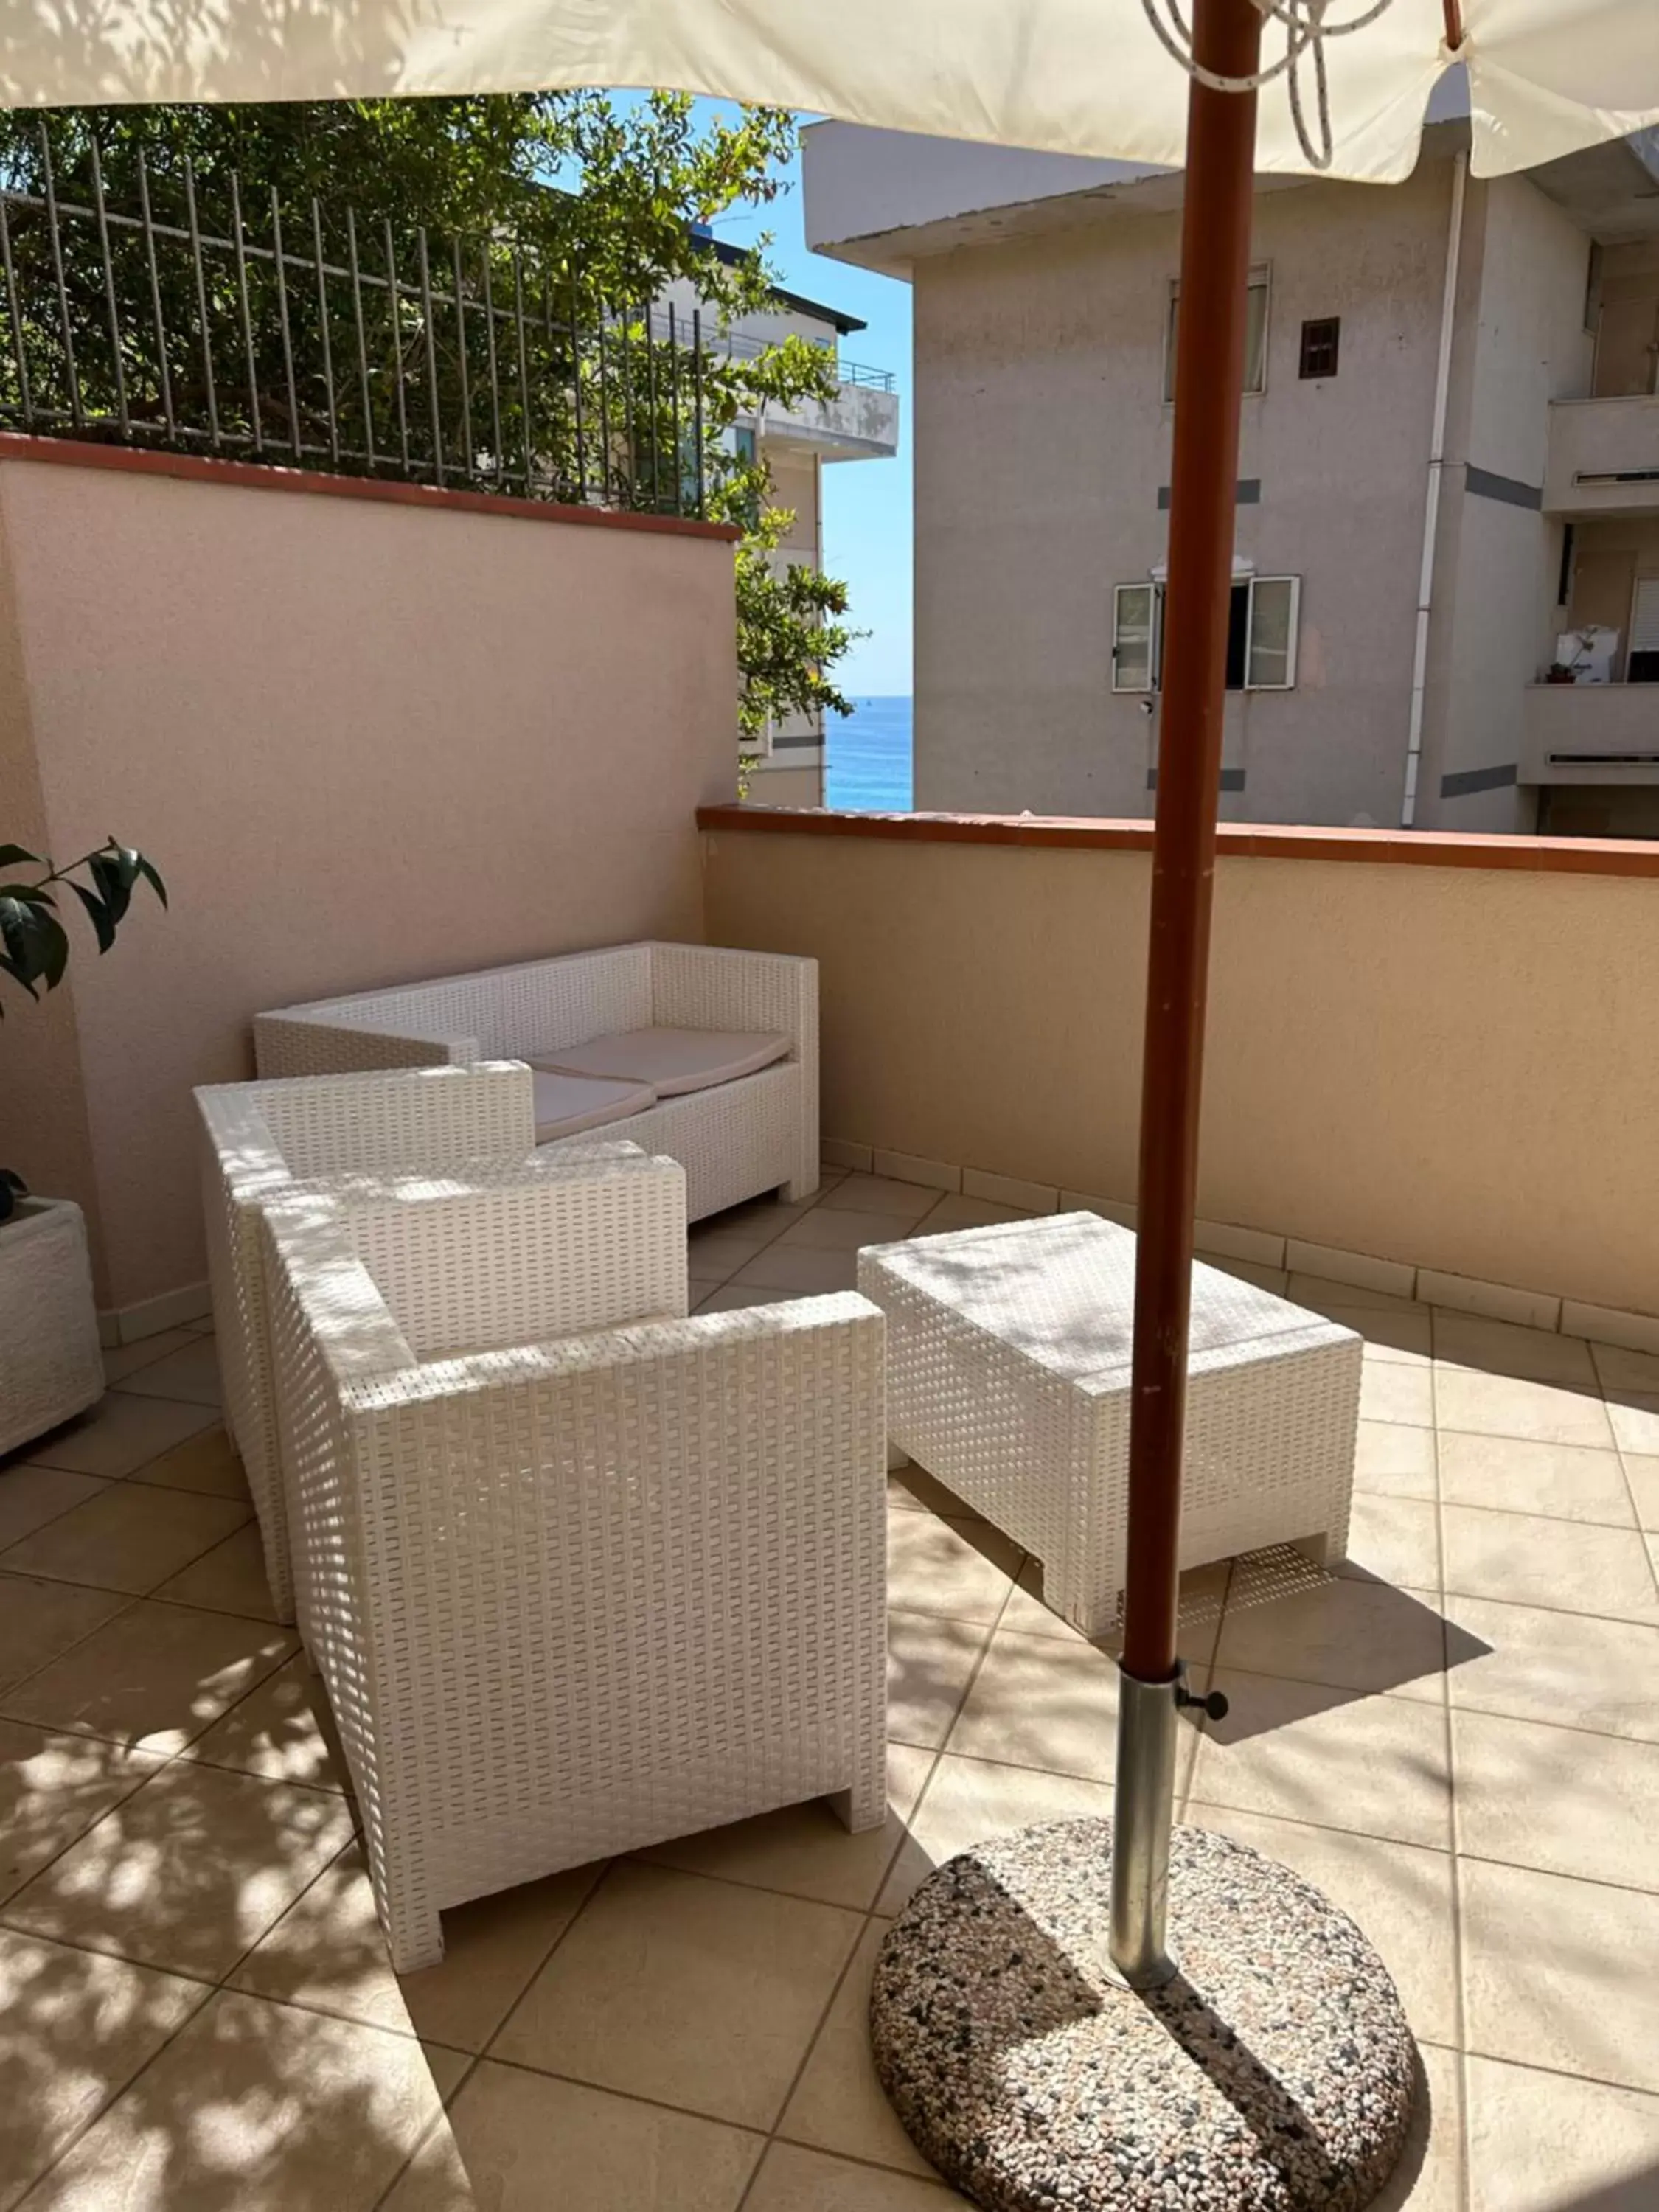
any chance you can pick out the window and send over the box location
[1112,574,1301,692]
[1298,317,1340,379]
[1164,268,1269,401]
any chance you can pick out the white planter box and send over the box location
[0,1197,104,1456]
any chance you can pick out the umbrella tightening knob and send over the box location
[1175,1682,1229,1722]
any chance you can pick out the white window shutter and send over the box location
[1113,583,1158,692]
[1245,575,1300,689]
[1630,576,1659,653]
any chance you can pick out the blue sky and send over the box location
[688,109,916,698]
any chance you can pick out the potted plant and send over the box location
[1,838,166,1455]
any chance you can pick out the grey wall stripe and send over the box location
[768,734,824,751]
[1464,464,1543,511]
[1156,479,1260,510]
[1439,762,1518,798]
[1147,768,1245,792]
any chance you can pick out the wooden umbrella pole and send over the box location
[1122,0,1263,1688]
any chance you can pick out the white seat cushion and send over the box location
[536,1026,791,1099]
[530,1070,657,1144]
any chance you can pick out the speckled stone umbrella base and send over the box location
[871,1818,1416,2212]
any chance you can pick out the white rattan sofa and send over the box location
[253,942,819,1222]
[260,1170,888,1972]
[198,1061,586,1624]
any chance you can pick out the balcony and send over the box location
[1523,679,1659,782]
[1544,393,1659,514]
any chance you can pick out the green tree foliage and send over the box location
[726,496,861,746]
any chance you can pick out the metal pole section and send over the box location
[1110,0,1260,1988]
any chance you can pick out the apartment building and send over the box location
[801,102,1659,834]
[662,246,900,803]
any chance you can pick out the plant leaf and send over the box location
[88,854,133,931]
[0,894,69,990]
[0,883,55,906]
[0,844,41,869]
[136,855,168,908]
[69,881,117,953]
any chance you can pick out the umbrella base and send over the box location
[871,1817,1416,2211]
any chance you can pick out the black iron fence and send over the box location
[0,129,709,517]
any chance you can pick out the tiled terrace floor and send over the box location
[2,1167,1658,2208]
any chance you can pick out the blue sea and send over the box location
[826,695,914,812]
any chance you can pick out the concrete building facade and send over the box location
[803,111,1659,834]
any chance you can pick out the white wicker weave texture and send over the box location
[260,1180,888,1974]
[0,1198,105,1457]
[195,1064,679,1627]
[251,941,820,1220]
[859,1213,1361,1641]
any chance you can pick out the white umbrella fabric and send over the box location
[3,0,1658,181]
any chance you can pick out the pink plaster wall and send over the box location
[0,446,739,1313]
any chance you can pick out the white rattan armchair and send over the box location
[260,1176,888,1973]
[251,941,820,1220]
[195,1064,683,1627]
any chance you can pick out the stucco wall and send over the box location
[704,819,1659,1318]
[1,447,739,1315]
[910,159,1455,827]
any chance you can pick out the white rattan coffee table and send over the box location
[858,1211,1362,1638]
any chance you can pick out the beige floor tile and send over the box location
[747,2143,961,2208]
[1453,1708,1659,1892]
[0,1471,110,1553]
[695,1284,771,1314]
[731,1245,861,1295]
[150,1526,278,1621]
[633,1745,933,1913]
[1461,1857,1659,2094]
[1623,1453,1659,1532]
[0,1483,251,1598]
[136,1428,250,1501]
[687,1225,784,1275]
[777,1208,919,1253]
[888,1467,988,1523]
[1435,1366,1613,1450]
[0,1577,130,1699]
[1287,1273,1420,1315]
[1437,1430,1634,1527]
[22,1986,465,2212]
[912,1194,1026,1234]
[886,1513,1021,1627]
[1201,1257,1289,1295]
[1353,1419,1438,1500]
[877,1753,1113,1916]
[2,1759,354,1980]
[380,2059,763,2212]
[0,1723,167,1907]
[945,1627,1194,1791]
[99,1329,200,1387]
[1001,1558,1228,1659]
[22,1394,218,1479]
[779,1923,936,2177]
[1464,2052,1659,2212]
[0,1926,210,2212]
[1336,1494,1442,1589]
[1340,1309,1434,1365]
[234,1840,602,2052]
[818,1176,940,1223]
[1,1600,295,1756]
[1593,1341,1659,1394]
[492,1861,860,2129]
[1607,1394,1659,1455]
[1360,1363,1436,1429]
[886,1610,992,1749]
[1181,1804,1457,2043]
[1443,1593,1659,1742]
[115,1337,223,1408]
[1214,1572,1447,1703]
[184,1652,350,1790]
[1191,1672,1452,1849]
[1440,1504,1659,1623]
[1371,2041,1464,2212]
[1434,1314,1599,1388]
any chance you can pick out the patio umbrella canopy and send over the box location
[10,2,1656,2203]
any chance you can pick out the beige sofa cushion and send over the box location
[536,1027,790,1099]
[531,1070,657,1144]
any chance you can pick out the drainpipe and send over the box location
[1402,150,1467,828]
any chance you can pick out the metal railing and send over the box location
[0,129,711,517]
[644,308,896,394]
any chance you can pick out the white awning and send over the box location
[3,1,1657,187]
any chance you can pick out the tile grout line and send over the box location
[1429,1307,1476,2212]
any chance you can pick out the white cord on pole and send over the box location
[1140,0,1397,169]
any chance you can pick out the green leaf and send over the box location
[88,854,133,932]
[136,856,169,909]
[0,950,40,1002]
[0,883,55,906]
[0,844,41,869]
[69,881,118,953]
[0,894,69,991]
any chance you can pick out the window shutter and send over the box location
[1246,576,1301,689]
[1113,584,1157,692]
[1630,577,1659,653]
